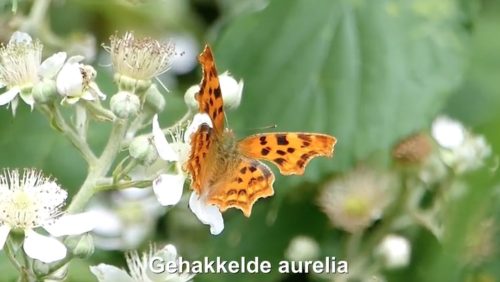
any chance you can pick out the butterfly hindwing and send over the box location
[238,133,337,175]
[206,158,275,217]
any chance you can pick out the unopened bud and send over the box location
[110,91,140,119]
[144,84,166,113]
[64,233,94,258]
[129,135,158,165]
[32,80,57,104]
[219,72,243,111]
[184,84,199,112]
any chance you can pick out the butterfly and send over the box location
[185,45,337,217]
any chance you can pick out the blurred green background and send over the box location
[0,0,499,281]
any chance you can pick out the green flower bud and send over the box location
[129,135,158,165]
[64,233,94,258]
[184,84,199,112]
[33,259,51,276]
[32,80,57,104]
[144,84,166,113]
[110,91,141,119]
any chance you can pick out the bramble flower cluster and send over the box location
[0,27,246,280]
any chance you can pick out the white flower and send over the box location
[284,235,320,261]
[152,113,224,235]
[0,169,95,263]
[319,167,394,233]
[375,234,411,269]
[56,55,106,104]
[0,31,66,113]
[104,32,175,81]
[90,244,194,282]
[183,72,244,111]
[431,116,491,173]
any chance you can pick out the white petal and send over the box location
[184,113,213,143]
[39,52,67,79]
[153,174,185,206]
[90,208,123,236]
[432,116,465,149]
[43,212,97,237]
[189,192,224,235]
[23,230,67,263]
[152,114,179,161]
[90,264,135,282]
[81,90,97,101]
[10,31,32,44]
[56,60,83,97]
[0,88,20,106]
[32,181,68,208]
[0,225,11,249]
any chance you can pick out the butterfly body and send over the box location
[186,45,337,217]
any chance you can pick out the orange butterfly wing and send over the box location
[185,124,213,194]
[206,158,275,217]
[196,45,225,133]
[238,133,337,175]
[186,45,337,218]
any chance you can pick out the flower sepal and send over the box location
[113,73,151,95]
[32,80,57,104]
[64,233,95,258]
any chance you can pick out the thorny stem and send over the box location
[67,120,128,213]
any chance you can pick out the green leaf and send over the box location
[215,0,467,180]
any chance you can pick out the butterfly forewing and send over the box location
[185,124,215,195]
[238,133,337,175]
[197,46,225,133]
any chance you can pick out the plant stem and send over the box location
[95,180,152,192]
[67,120,128,213]
[22,0,51,34]
[46,104,98,165]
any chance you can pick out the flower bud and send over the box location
[285,236,320,261]
[219,71,243,111]
[32,80,57,104]
[375,234,411,269]
[110,91,141,119]
[64,233,94,258]
[184,84,199,112]
[144,84,166,113]
[129,135,158,165]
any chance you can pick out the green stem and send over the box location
[113,158,138,183]
[84,101,116,122]
[21,0,51,34]
[67,120,128,213]
[46,104,98,165]
[95,180,152,192]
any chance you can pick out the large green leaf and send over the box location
[215,0,466,178]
